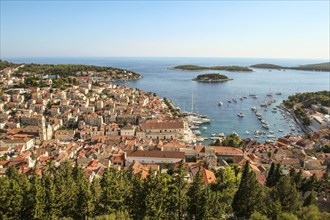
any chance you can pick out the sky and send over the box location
[0,0,329,59]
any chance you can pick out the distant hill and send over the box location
[250,63,283,69]
[250,62,330,72]
[171,65,253,72]
[293,62,330,71]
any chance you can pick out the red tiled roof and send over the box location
[126,150,185,159]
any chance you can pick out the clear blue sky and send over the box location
[1,0,329,59]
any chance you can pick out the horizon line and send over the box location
[1,56,329,61]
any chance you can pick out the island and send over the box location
[193,73,232,82]
[171,64,253,72]
[250,62,330,72]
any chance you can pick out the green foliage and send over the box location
[173,64,253,71]
[278,212,298,220]
[272,176,301,213]
[251,62,330,72]
[215,133,243,148]
[194,73,230,82]
[251,211,269,220]
[0,162,327,219]
[232,162,264,218]
[284,90,330,108]
[250,63,283,69]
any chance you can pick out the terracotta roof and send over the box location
[126,150,185,159]
[140,120,184,130]
[213,146,244,156]
[202,168,216,184]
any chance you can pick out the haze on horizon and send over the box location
[0,1,329,60]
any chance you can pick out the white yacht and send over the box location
[237,112,244,117]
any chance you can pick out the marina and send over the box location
[9,57,329,143]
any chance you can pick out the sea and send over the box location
[5,57,330,143]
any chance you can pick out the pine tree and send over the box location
[213,166,239,214]
[232,161,264,218]
[55,161,77,218]
[187,170,207,220]
[273,163,282,185]
[303,189,317,206]
[29,172,46,219]
[170,160,188,220]
[74,166,92,219]
[5,179,23,219]
[90,178,102,217]
[0,177,10,218]
[266,162,275,187]
[272,175,301,213]
[43,173,59,219]
[100,169,128,215]
[144,171,171,219]
[128,173,146,220]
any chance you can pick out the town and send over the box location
[0,61,329,218]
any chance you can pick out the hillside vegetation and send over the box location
[251,62,330,72]
[193,73,231,82]
[172,65,253,72]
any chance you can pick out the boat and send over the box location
[262,124,270,129]
[218,133,225,137]
[266,139,275,143]
[240,97,243,101]
[271,110,277,113]
[267,135,276,138]
[232,98,238,103]
[275,92,282,95]
[211,133,216,137]
[228,100,232,103]
[202,126,207,130]
[267,92,273,97]
[245,131,250,135]
[193,130,201,135]
[254,135,259,138]
[237,112,244,117]
[269,130,274,134]
[243,96,248,99]
[218,101,223,106]
[251,106,257,111]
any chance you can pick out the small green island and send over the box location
[250,62,330,72]
[193,73,232,82]
[171,65,253,72]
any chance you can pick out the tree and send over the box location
[5,179,23,219]
[74,166,92,219]
[272,176,301,213]
[30,172,46,219]
[297,205,326,220]
[43,173,59,219]
[266,162,275,187]
[303,189,317,206]
[232,162,264,218]
[213,166,240,214]
[90,178,102,217]
[143,171,171,219]
[251,211,269,220]
[168,160,188,220]
[187,170,207,220]
[278,212,298,220]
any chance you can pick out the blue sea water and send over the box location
[5,57,330,142]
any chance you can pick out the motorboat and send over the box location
[245,131,250,135]
[237,112,244,117]
[278,129,284,132]
[251,106,257,111]
[218,101,223,106]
